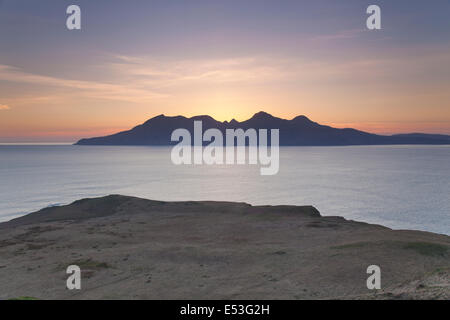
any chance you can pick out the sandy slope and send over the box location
[0,195,448,300]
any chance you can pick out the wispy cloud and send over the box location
[107,56,289,87]
[0,57,303,106]
[1,48,449,109]
[107,51,450,90]
[0,104,10,110]
[310,29,365,42]
[0,65,168,103]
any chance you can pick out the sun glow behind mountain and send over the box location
[0,1,450,142]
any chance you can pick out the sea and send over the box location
[0,144,449,235]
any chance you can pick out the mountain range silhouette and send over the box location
[75,111,450,146]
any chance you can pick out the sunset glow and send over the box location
[1,0,450,142]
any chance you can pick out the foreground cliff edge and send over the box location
[0,195,448,300]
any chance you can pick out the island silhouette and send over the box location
[75,111,450,146]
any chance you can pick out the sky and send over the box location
[0,0,450,142]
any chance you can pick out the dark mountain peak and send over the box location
[250,111,276,121]
[150,114,166,120]
[224,118,240,128]
[190,115,218,123]
[143,114,167,125]
[291,115,318,125]
[292,115,311,121]
[75,111,450,146]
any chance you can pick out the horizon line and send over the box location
[2,111,450,143]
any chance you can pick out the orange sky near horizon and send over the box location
[1,50,450,142]
[1,47,450,142]
[1,1,450,142]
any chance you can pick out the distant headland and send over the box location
[75,112,450,146]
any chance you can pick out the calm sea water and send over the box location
[0,145,449,235]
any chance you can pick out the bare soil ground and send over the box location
[0,195,448,300]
